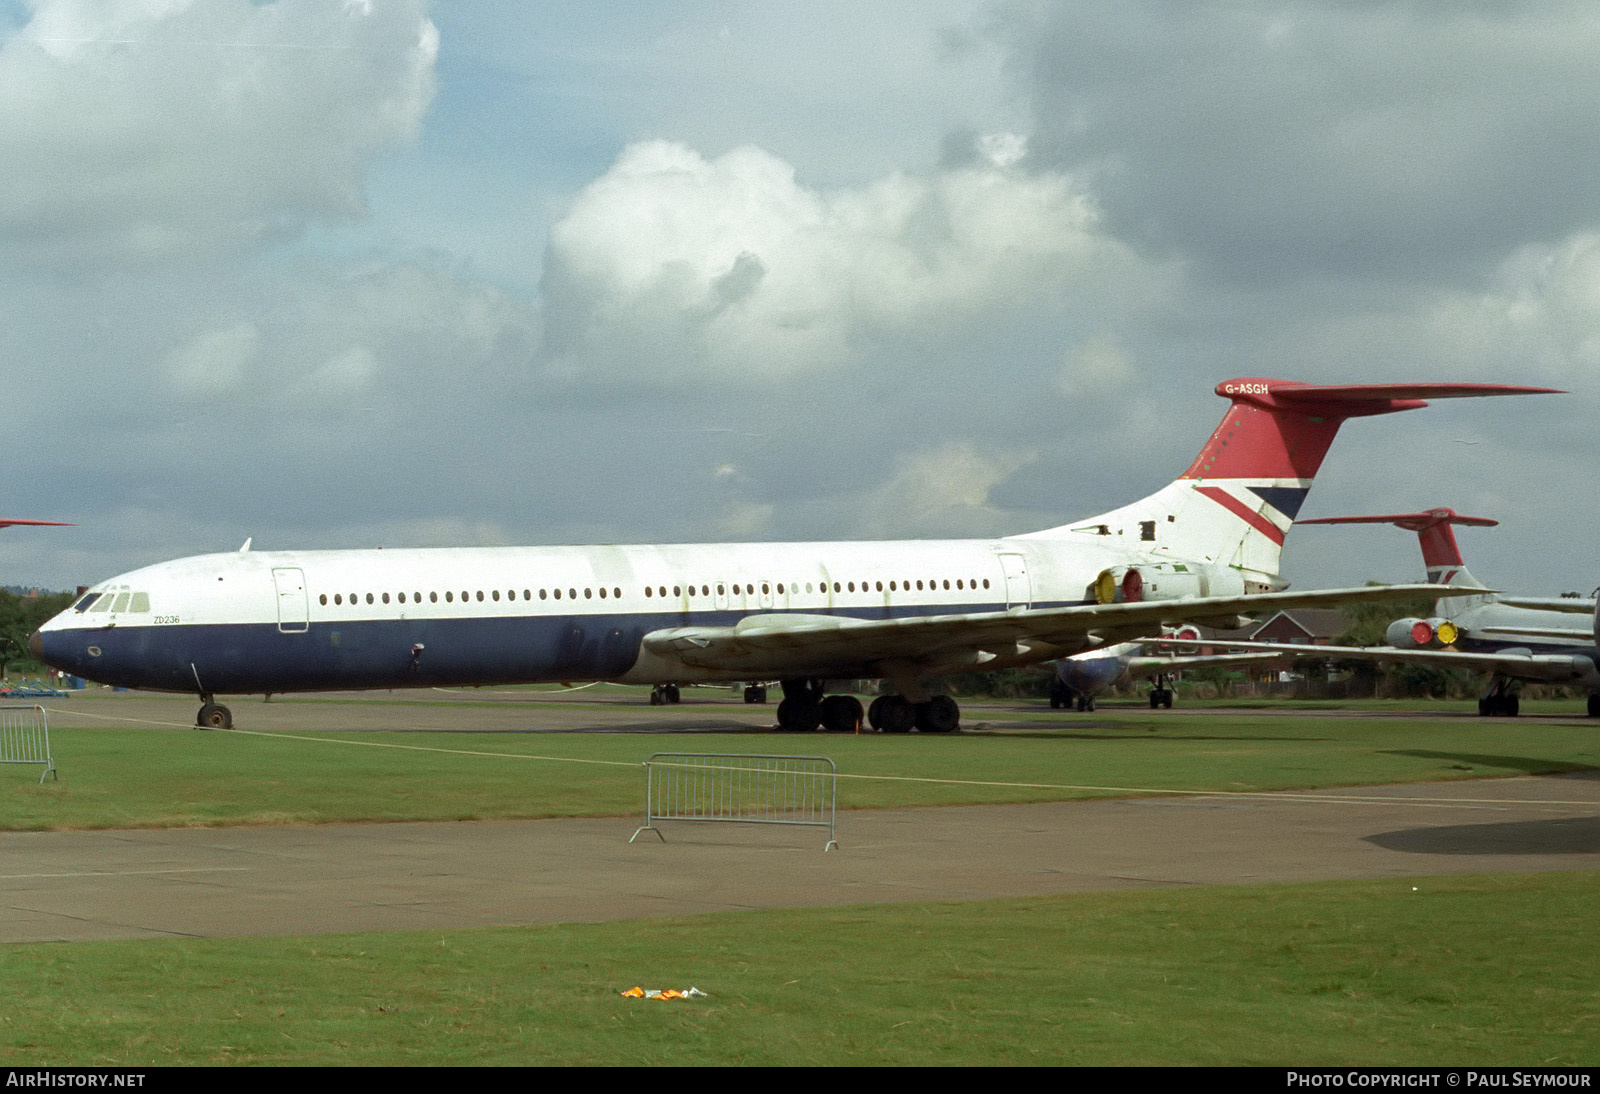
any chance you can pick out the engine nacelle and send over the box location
[1056,653,1127,693]
[1149,623,1204,655]
[1385,617,1459,649]
[1092,567,1146,604]
[1111,562,1247,602]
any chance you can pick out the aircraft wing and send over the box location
[1124,651,1283,675]
[1476,625,1595,641]
[1493,596,1595,614]
[1143,638,1597,685]
[641,583,1467,679]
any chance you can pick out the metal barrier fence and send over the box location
[631,752,838,850]
[0,704,55,783]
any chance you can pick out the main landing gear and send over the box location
[1148,673,1175,709]
[1048,681,1098,712]
[774,679,959,733]
[649,684,682,706]
[1477,678,1520,717]
[196,696,233,729]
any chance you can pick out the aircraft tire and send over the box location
[197,703,232,730]
[1587,693,1600,718]
[1479,693,1519,716]
[873,695,915,733]
[821,694,863,732]
[777,697,821,732]
[915,695,959,732]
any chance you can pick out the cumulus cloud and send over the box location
[164,319,259,397]
[538,139,1153,383]
[1485,233,1600,375]
[284,263,538,392]
[0,0,438,265]
[1057,333,1137,399]
[851,441,1036,539]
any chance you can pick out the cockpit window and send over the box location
[110,593,130,613]
[73,592,98,612]
[86,594,114,612]
[129,592,150,612]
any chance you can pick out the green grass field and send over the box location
[2,695,1596,1065]
[2,697,1596,829]
[2,872,1595,1065]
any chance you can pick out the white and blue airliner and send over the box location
[31,379,1553,731]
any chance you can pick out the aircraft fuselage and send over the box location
[40,535,1164,695]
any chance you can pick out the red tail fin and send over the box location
[1299,508,1497,582]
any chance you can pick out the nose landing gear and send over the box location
[196,698,233,729]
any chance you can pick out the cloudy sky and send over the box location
[2,0,1596,596]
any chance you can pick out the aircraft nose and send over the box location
[27,630,42,661]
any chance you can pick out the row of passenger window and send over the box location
[315,577,994,610]
[319,587,623,607]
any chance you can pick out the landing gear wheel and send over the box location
[1588,693,1600,718]
[197,702,232,730]
[870,695,915,732]
[821,694,864,733]
[915,694,960,733]
[743,685,768,704]
[1149,688,1173,709]
[776,697,822,732]
[1075,694,1096,712]
[1479,691,1520,717]
[1049,682,1072,710]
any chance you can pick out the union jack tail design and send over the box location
[1022,379,1556,590]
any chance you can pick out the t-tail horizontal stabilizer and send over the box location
[1298,508,1497,586]
[1023,378,1559,594]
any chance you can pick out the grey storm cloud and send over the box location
[1,1,1594,600]
[1013,0,1600,283]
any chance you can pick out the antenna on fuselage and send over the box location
[238,538,252,552]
